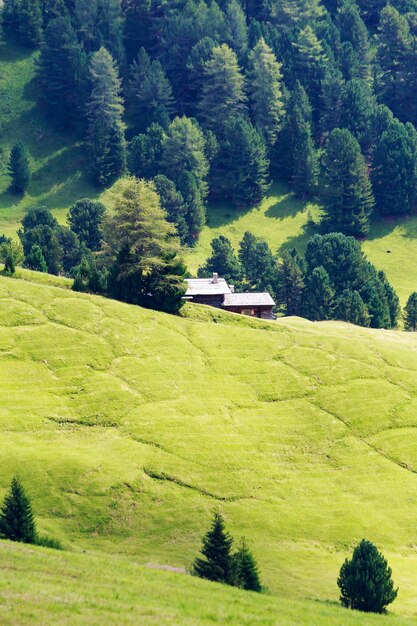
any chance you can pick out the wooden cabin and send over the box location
[185,273,276,319]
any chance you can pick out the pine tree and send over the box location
[186,37,217,113]
[8,143,31,194]
[129,51,174,129]
[193,511,234,584]
[87,47,126,185]
[248,38,284,146]
[371,118,417,216]
[338,1,371,80]
[404,292,417,331]
[340,79,374,151]
[379,270,400,327]
[277,249,305,316]
[232,539,262,592]
[178,171,206,245]
[198,236,242,285]
[153,175,188,244]
[213,116,269,207]
[225,0,248,59]
[320,68,344,135]
[68,199,106,251]
[122,0,151,62]
[18,0,43,47]
[304,266,334,321]
[37,16,87,129]
[0,477,38,544]
[198,44,247,137]
[128,123,165,179]
[291,108,317,198]
[336,289,371,327]
[321,128,374,237]
[338,539,398,613]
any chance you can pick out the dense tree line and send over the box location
[6,0,417,238]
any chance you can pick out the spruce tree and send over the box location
[404,292,417,330]
[2,0,21,35]
[193,511,234,584]
[340,79,374,151]
[198,44,247,137]
[291,108,317,198]
[232,539,262,592]
[321,128,374,237]
[277,249,306,316]
[8,143,31,194]
[87,47,126,186]
[337,1,370,80]
[213,116,269,207]
[123,0,151,62]
[338,539,398,613]
[25,244,48,272]
[293,25,326,116]
[248,38,284,146]
[0,477,37,544]
[153,175,188,244]
[37,16,87,129]
[130,49,174,130]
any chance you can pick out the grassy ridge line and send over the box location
[3,275,417,614]
[0,541,411,626]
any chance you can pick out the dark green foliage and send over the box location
[277,249,306,316]
[0,477,37,544]
[68,199,106,251]
[379,270,400,327]
[3,250,16,275]
[8,143,31,194]
[19,207,63,275]
[198,235,242,285]
[123,0,151,62]
[404,291,417,330]
[337,539,398,613]
[232,539,262,592]
[87,48,126,186]
[340,79,374,150]
[336,289,371,326]
[73,251,107,294]
[321,128,374,237]
[18,0,43,46]
[193,511,234,584]
[371,118,417,216]
[56,226,83,273]
[238,231,278,292]
[212,116,269,207]
[25,244,48,272]
[128,123,165,179]
[153,175,188,244]
[304,266,334,320]
[37,17,87,129]
[291,108,317,198]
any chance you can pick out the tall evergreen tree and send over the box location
[213,116,269,207]
[198,43,247,137]
[232,539,262,592]
[338,539,398,613]
[0,477,37,544]
[291,108,317,198]
[338,0,371,79]
[18,0,43,46]
[371,118,417,216]
[87,47,126,185]
[225,0,248,59]
[248,38,284,146]
[293,25,326,117]
[25,244,48,272]
[37,16,87,129]
[8,143,31,194]
[340,79,374,151]
[198,235,242,285]
[68,199,106,251]
[404,292,417,330]
[122,0,151,62]
[335,289,371,326]
[277,249,306,316]
[193,511,234,584]
[304,265,334,321]
[321,128,374,237]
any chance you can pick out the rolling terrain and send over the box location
[0,37,416,305]
[2,273,417,621]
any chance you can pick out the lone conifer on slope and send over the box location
[193,510,234,584]
[0,477,37,544]
[232,539,262,592]
[8,143,31,194]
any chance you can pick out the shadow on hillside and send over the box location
[0,34,34,63]
[367,213,417,242]
[265,190,305,220]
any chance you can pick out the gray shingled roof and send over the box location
[185,277,231,296]
[223,292,275,307]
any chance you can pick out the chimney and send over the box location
[212,272,218,284]
[229,285,235,293]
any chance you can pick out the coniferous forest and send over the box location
[2,0,417,327]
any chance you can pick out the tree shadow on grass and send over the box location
[0,34,34,63]
[367,213,417,242]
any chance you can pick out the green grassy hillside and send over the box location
[2,274,417,618]
[1,37,416,306]
[1,542,411,626]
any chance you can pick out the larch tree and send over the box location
[248,38,285,146]
[87,47,126,186]
[198,43,247,137]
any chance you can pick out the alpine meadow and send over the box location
[3,0,417,624]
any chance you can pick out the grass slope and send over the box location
[0,542,412,626]
[2,275,417,617]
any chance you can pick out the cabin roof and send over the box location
[185,277,231,296]
[223,292,275,307]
